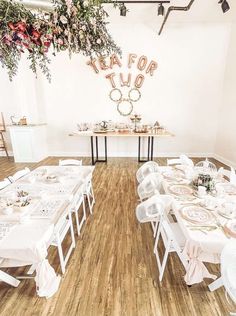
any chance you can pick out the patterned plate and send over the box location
[168,184,193,196]
[224,220,236,238]
[162,169,185,181]
[180,205,214,224]
[216,183,236,195]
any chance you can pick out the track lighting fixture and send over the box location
[158,3,165,16]
[120,3,127,16]
[218,0,230,13]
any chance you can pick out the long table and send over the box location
[69,130,174,165]
[0,165,94,297]
[159,166,234,286]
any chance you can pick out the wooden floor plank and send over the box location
[0,156,235,316]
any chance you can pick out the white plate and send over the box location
[180,205,214,224]
[216,183,236,195]
[169,184,193,196]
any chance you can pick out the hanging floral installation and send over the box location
[0,0,121,81]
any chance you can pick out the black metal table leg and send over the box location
[96,136,99,161]
[151,137,154,161]
[147,137,150,161]
[105,136,107,162]
[138,137,141,162]
[90,136,108,165]
[90,136,95,165]
[138,136,153,163]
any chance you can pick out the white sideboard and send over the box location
[9,124,48,163]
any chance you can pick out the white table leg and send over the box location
[208,276,223,292]
[0,270,20,287]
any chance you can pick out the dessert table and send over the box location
[0,165,94,297]
[69,130,174,165]
[158,166,236,286]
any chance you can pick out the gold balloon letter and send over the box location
[105,73,116,88]
[110,54,122,69]
[137,55,148,71]
[146,60,158,76]
[128,53,137,68]
[86,58,99,73]
[120,73,131,87]
[98,57,109,70]
[134,74,145,88]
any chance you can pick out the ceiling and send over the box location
[18,0,236,23]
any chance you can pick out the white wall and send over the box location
[0,5,233,159]
[215,23,236,168]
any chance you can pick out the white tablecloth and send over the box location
[159,166,233,285]
[0,165,95,297]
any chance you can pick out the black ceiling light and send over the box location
[120,3,127,16]
[158,3,165,16]
[218,0,230,13]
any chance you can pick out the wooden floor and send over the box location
[0,156,235,316]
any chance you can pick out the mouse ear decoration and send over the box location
[117,99,133,116]
[128,88,141,102]
[109,88,123,102]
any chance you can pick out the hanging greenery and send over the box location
[0,0,121,81]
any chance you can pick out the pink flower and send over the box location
[16,22,27,32]
[57,38,64,45]
[44,41,51,47]
[4,34,12,42]
[8,22,16,30]
[46,33,53,40]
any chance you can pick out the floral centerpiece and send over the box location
[0,0,120,80]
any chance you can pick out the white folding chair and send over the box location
[137,173,163,201]
[84,171,95,214]
[59,159,82,166]
[218,167,236,185]
[70,184,86,236]
[58,160,95,214]
[0,266,20,287]
[27,206,76,276]
[136,161,159,183]
[136,194,173,237]
[167,155,194,167]
[8,168,30,183]
[50,207,75,274]
[154,218,188,282]
[167,158,182,166]
[209,241,236,295]
[0,178,11,190]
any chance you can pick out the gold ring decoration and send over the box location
[109,88,122,102]
[128,88,141,102]
[117,99,133,116]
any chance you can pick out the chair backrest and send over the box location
[0,178,11,190]
[221,240,236,304]
[179,154,194,167]
[167,155,194,167]
[59,159,82,166]
[136,161,159,183]
[167,158,182,166]
[8,168,30,183]
[218,167,236,184]
[137,172,163,201]
[136,194,165,223]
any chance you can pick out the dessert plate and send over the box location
[180,205,214,224]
